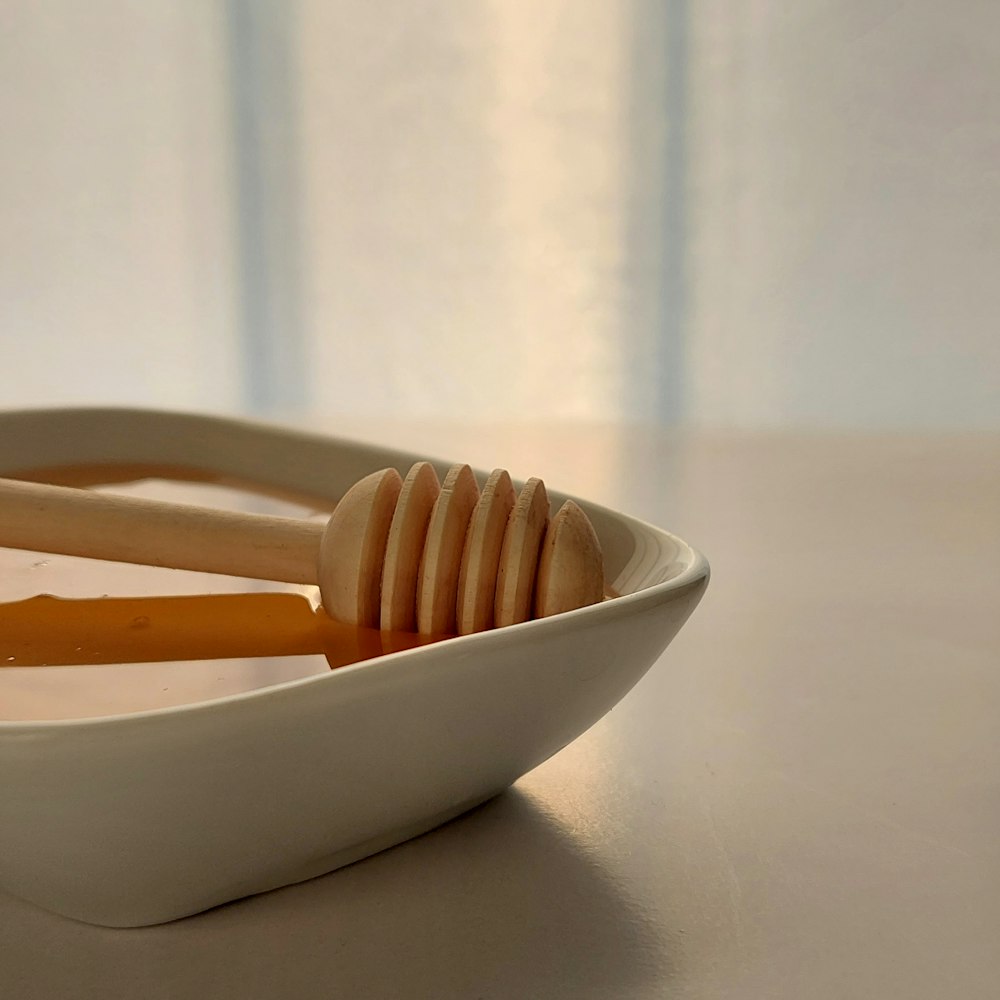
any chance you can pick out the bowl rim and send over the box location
[0,407,709,733]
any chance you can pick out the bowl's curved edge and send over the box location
[0,573,707,926]
[0,406,710,734]
[0,407,711,926]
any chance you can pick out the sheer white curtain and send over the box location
[0,2,241,411]
[2,1,998,429]
[295,0,672,423]
[684,0,1000,429]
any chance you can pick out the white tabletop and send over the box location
[2,423,998,999]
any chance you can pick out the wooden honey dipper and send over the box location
[0,463,604,635]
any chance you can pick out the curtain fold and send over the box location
[2,1,998,429]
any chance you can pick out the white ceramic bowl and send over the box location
[0,408,709,927]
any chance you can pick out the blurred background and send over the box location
[2,0,998,430]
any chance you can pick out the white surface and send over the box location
[2,419,996,996]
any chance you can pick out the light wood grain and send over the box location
[534,500,604,618]
[0,463,608,635]
[494,478,549,628]
[416,464,479,635]
[0,477,323,584]
[380,462,441,633]
[316,468,402,629]
[455,469,516,635]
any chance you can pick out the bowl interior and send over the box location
[0,408,704,722]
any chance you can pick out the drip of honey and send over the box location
[0,464,445,722]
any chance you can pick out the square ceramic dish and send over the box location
[0,408,708,927]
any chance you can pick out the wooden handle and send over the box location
[0,465,606,635]
[0,478,324,584]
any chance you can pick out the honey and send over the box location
[0,464,442,721]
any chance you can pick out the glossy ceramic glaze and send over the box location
[0,409,708,927]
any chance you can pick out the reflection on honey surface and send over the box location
[0,465,443,721]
